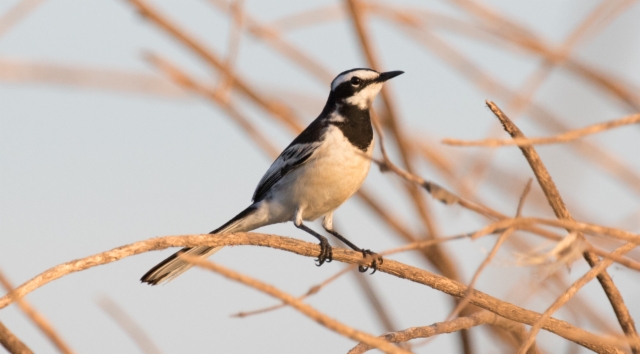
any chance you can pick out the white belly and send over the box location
[270,125,373,221]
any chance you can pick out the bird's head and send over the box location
[330,68,404,109]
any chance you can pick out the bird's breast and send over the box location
[278,125,373,220]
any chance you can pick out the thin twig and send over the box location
[516,179,533,217]
[231,265,356,318]
[349,311,532,354]
[0,58,185,97]
[518,241,639,354]
[375,8,640,196]
[0,269,74,354]
[443,114,640,147]
[214,0,245,99]
[144,52,280,158]
[268,4,343,32]
[208,0,333,83]
[470,217,640,246]
[0,0,46,37]
[128,0,302,132]
[179,254,409,354]
[448,0,640,110]
[447,228,516,320]
[97,297,163,354]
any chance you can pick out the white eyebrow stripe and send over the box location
[331,70,379,91]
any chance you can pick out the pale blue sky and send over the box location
[1,1,639,353]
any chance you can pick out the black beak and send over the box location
[377,70,404,82]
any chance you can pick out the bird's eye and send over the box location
[350,77,362,86]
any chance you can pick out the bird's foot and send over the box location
[358,249,383,274]
[315,237,333,266]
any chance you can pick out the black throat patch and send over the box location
[332,104,373,151]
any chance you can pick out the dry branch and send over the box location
[348,311,537,354]
[144,53,280,158]
[375,6,640,196]
[180,255,408,354]
[447,0,640,111]
[97,297,163,354]
[128,0,302,132]
[0,58,185,97]
[0,0,45,38]
[519,241,638,354]
[208,0,334,83]
[0,321,33,354]
[443,113,640,147]
[0,270,73,354]
[233,235,469,318]
[486,100,639,353]
[232,265,356,318]
[0,233,624,353]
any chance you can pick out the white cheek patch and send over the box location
[331,70,379,91]
[345,82,383,109]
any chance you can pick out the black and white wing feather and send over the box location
[252,118,328,202]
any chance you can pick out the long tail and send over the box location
[141,204,260,285]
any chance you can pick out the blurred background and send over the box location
[1,0,639,353]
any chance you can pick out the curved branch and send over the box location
[349,311,536,354]
[0,232,624,353]
[181,255,408,354]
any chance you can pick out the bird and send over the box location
[141,68,404,285]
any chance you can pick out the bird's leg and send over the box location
[322,215,382,274]
[295,223,333,266]
[293,209,332,266]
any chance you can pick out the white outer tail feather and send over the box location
[141,204,266,285]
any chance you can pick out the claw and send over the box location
[315,238,333,266]
[358,249,383,274]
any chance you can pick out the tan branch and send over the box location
[374,7,640,197]
[447,227,516,320]
[518,241,638,354]
[127,0,302,132]
[0,233,624,353]
[486,100,639,353]
[144,53,280,158]
[349,311,535,354]
[0,269,74,354]
[0,0,45,38]
[208,0,334,83]
[0,58,185,97]
[180,255,408,354]
[232,265,356,318]
[442,114,640,147]
[97,297,163,354]
[0,321,33,354]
